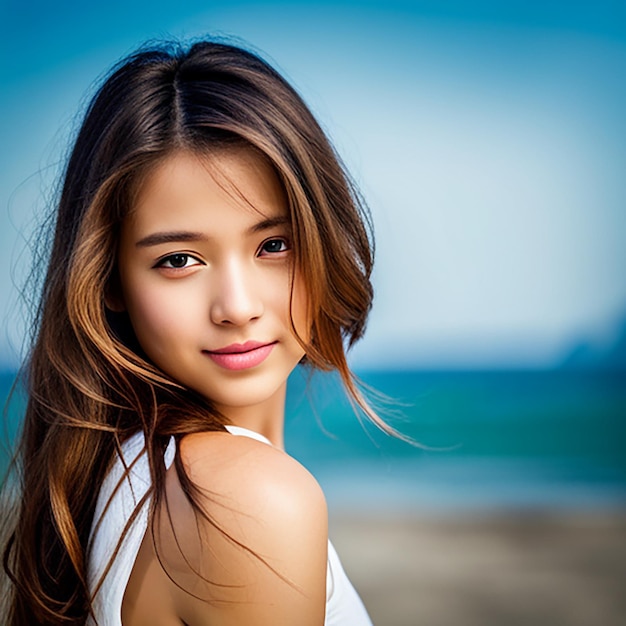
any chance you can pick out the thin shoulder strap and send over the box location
[224,424,273,446]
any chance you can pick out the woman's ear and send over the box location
[105,274,126,312]
[105,294,125,312]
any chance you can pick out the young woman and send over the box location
[1,39,390,625]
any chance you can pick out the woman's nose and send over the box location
[209,258,264,326]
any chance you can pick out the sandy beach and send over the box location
[330,509,626,626]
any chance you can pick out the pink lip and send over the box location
[204,341,277,371]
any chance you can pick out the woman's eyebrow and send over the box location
[135,231,207,247]
[136,217,289,248]
[248,215,290,234]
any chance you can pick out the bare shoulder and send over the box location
[180,430,327,519]
[159,431,328,626]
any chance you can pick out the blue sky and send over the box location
[1,1,625,369]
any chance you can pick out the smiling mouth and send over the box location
[203,341,277,371]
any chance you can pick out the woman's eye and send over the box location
[259,238,289,256]
[156,254,200,269]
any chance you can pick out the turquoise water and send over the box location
[284,368,626,511]
[2,368,625,511]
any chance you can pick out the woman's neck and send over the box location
[216,382,287,449]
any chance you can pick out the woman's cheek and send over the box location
[126,283,196,355]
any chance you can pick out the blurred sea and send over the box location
[2,367,625,513]
[284,367,626,514]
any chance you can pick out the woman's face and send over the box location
[116,149,308,418]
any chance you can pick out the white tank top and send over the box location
[87,426,373,625]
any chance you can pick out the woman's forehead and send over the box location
[124,149,289,233]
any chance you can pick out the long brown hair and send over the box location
[1,39,387,624]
